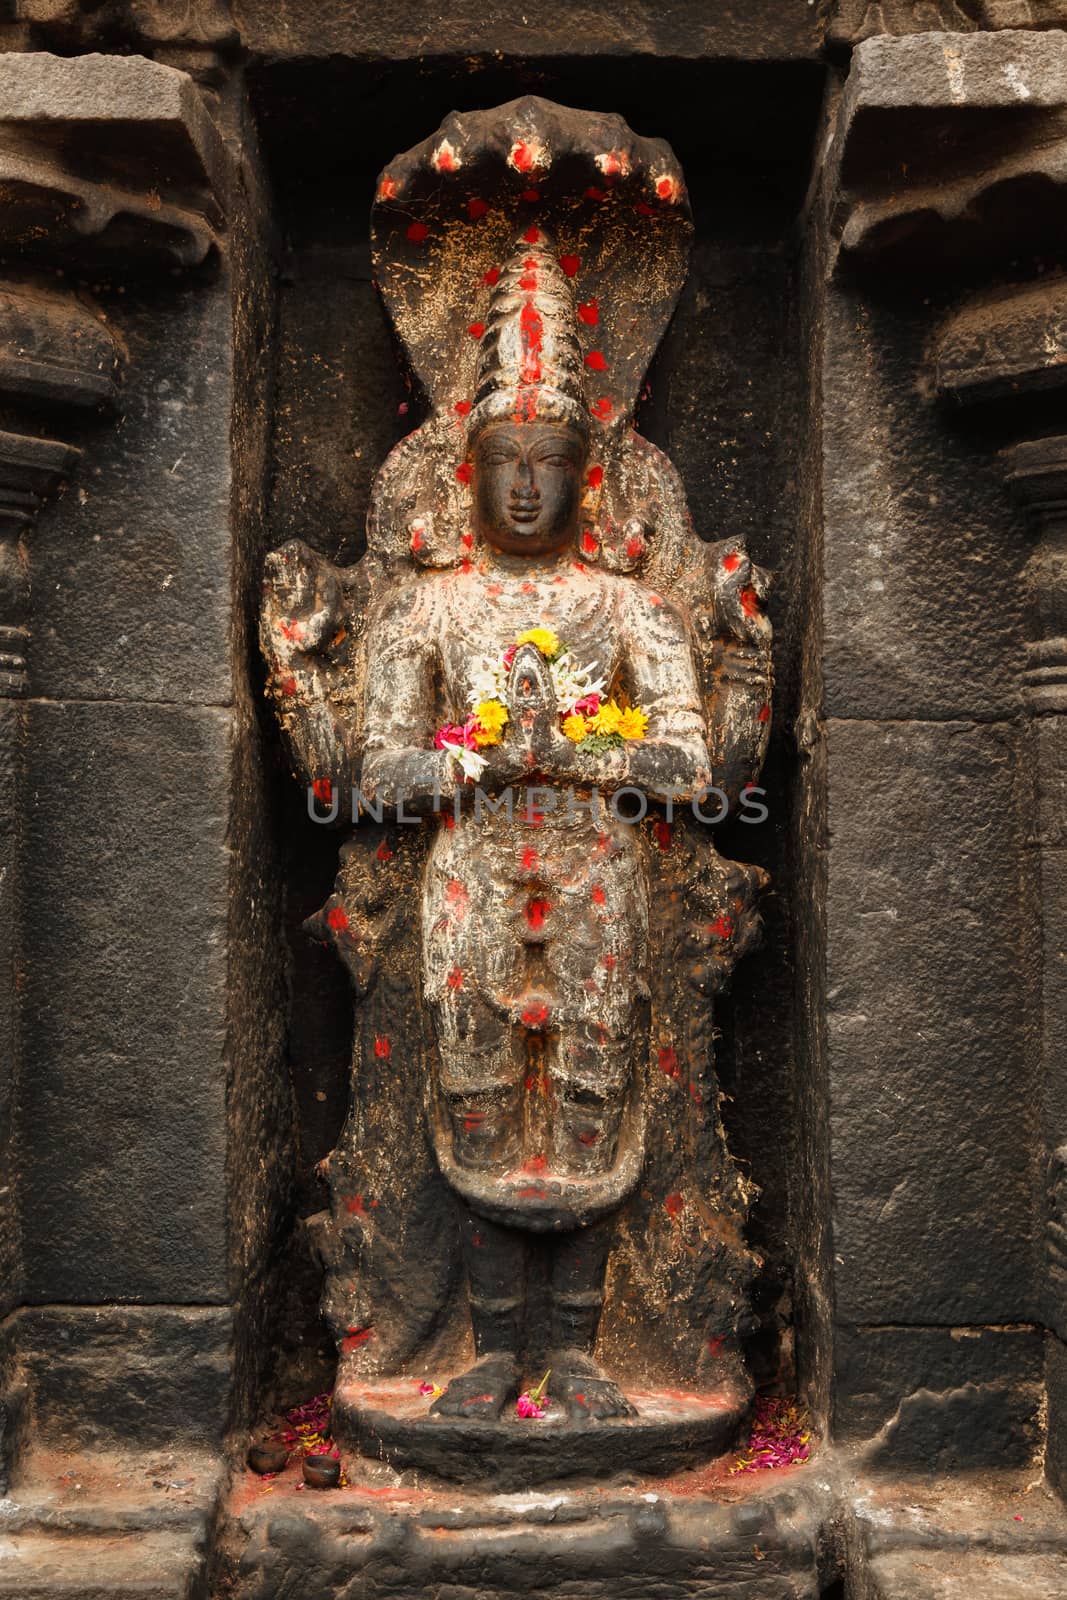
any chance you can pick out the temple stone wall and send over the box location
[0,6,1065,1599]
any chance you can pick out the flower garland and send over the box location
[435,627,649,781]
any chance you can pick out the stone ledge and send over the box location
[0,53,230,268]
[0,1445,221,1600]
[826,29,1067,270]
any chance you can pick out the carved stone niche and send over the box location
[261,97,774,1490]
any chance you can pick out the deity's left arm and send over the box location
[617,587,713,802]
[700,541,773,807]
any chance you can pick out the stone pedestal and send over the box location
[333,1381,748,1490]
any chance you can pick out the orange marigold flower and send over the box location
[617,706,649,740]
[591,699,623,736]
[471,698,508,746]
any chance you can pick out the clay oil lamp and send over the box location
[247,1441,289,1475]
[302,1454,341,1489]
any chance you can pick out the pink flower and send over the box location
[574,692,601,717]
[435,720,479,752]
[516,1394,546,1419]
[503,645,517,671]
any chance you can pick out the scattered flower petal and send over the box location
[730,1397,812,1475]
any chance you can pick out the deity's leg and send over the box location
[548,1221,637,1422]
[430,990,527,1421]
[430,1209,525,1420]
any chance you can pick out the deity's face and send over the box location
[471,420,588,557]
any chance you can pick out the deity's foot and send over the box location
[429,1353,520,1422]
[551,1349,638,1422]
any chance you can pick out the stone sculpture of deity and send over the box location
[260,99,773,1484]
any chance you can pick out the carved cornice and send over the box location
[826,0,1067,47]
[0,53,228,269]
[3,2,237,84]
[828,30,1067,272]
[0,282,119,410]
[934,277,1067,405]
[0,51,226,698]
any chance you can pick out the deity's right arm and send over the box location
[359,580,456,811]
[260,540,366,806]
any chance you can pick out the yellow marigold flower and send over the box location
[472,698,508,747]
[562,713,588,743]
[617,706,649,740]
[591,699,622,736]
[515,627,560,659]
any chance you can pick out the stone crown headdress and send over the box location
[468,230,589,441]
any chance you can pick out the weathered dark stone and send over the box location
[863,1549,1067,1598]
[1049,1333,1067,1497]
[0,697,21,1333]
[0,284,120,413]
[26,278,238,706]
[867,1381,1041,1471]
[19,702,232,1303]
[836,1324,1044,1472]
[827,0,1067,48]
[0,1446,221,1599]
[12,1305,232,1448]
[0,53,228,269]
[232,0,824,62]
[830,30,1067,270]
[841,29,1067,117]
[333,1382,748,1489]
[822,288,1028,722]
[824,717,1036,1326]
[934,276,1067,407]
[0,1530,209,1600]
[0,51,226,201]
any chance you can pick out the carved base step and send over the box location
[332,1378,749,1489]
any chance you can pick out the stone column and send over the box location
[0,429,77,1487]
[0,52,289,1522]
[1000,438,1067,1493]
[809,27,1067,1477]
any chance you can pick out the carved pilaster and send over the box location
[925,276,1067,1484]
[1001,439,1067,714]
[0,50,231,1491]
[0,432,77,696]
